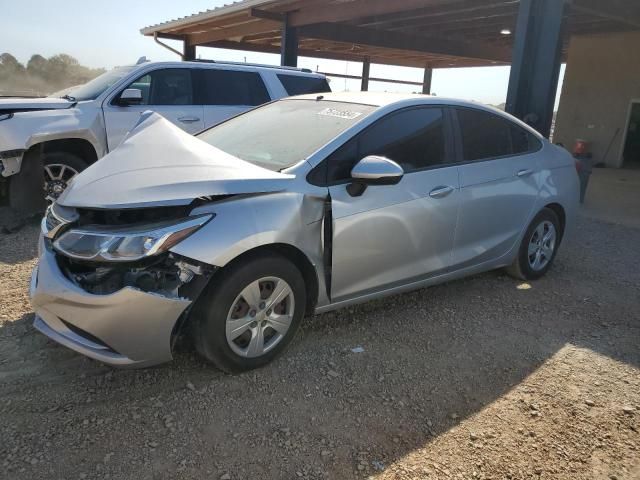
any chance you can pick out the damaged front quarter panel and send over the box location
[170,190,331,310]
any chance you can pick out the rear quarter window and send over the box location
[198,69,271,106]
[277,74,331,96]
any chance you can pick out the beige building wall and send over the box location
[554,31,640,168]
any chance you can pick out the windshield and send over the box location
[51,66,136,101]
[197,99,377,171]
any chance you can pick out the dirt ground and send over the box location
[1,208,638,480]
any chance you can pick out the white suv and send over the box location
[0,59,330,218]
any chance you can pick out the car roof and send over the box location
[293,91,494,109]
[289,91,542,137]
[128,60,326,77]
[293,91,428,106]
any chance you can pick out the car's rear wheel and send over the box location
[43,152,87,203]
[192,253,306,373]
[507,208,561,280]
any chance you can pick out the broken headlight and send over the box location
[53,215,212,262]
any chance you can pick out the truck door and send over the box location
[103,68,204,151]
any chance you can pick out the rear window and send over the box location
[277,74,331,96]
[198,69,271,106]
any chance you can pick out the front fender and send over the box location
[0,105,106,161]
[172,192,325,267]
[170,191,329,305]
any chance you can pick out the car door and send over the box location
[327,107,460,302]
[103,68,204,151]
[451,107,542,268]
[197,68,272,129]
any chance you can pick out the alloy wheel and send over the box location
[44,163,79,202]
[225,276,295,358]
[527,220,556,271]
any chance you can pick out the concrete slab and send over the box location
[581,168,640,229]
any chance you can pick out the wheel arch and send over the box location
[28,137,99,166]
[543,202,566,241]
[209,243,320,315]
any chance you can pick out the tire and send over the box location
[506,208,561,281]
[191,253,306,373]
[42,152,87,202]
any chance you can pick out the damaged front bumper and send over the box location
[30,245,196,368]
[0,149,25,178]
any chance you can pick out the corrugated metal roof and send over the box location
[140,0,276,35]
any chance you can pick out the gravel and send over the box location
[0,214,639,479]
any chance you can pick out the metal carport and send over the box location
[141,0,640,138]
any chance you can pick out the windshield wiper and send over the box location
[60,94,76,102]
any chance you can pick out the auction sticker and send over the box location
[317,108,363,120]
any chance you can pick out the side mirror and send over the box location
[347,155,404,197]
[118,88,143,106]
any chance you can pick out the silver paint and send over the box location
[350,155,404,181]
[57,114,294,209]
[30,93,580,368]
[30,248,190,367]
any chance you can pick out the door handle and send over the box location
[429,186,455,199]
[178,116,201,123]
[516,169,534,177]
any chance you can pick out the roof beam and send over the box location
[188,19,280,45]
[288,0,466,27]
[356,1,519,28]
[250,8,286,22]
[199,39,498,68]
[571,0,640,29]
[154,32,188,41]
[298,22,511,62]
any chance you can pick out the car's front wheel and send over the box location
[507,208,561,280]
[192,253,306,373]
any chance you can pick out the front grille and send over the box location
[76,206,190,227]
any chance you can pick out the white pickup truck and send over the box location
[0,58,330,220]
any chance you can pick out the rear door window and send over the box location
[455,107,541,161]
[456,108,511,161]
[277,74,331,96]
[197,69,271,106]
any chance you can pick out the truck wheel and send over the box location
[43,152,87,202]
[191,253,306,373]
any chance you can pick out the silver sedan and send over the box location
[30,92,579,372]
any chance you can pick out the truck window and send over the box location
[197,69,271,106]
[277,74,331,96]
[122,69,194,106]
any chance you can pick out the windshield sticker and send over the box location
[317,108,363,120]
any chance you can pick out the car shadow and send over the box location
[0,215,638,479]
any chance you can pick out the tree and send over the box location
[0,52,105,96]
[0,53,26,80]
[26,54,48,78]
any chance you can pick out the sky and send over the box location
[1,0,565,107]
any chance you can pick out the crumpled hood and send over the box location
[0,97,75,113]
[58,112,294,209]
